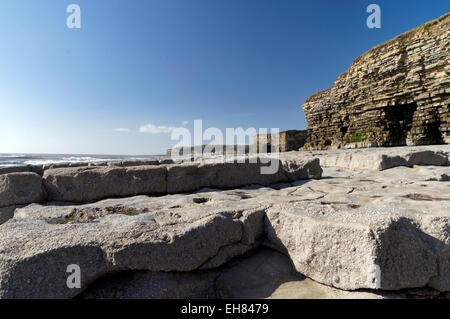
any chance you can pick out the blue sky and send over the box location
[0,0,448,155]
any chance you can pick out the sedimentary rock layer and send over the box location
[0,197,265,298]
[310,144,450,170]
[303,13,450,150]
[0,158,167,177]
[43,165,167,202]
[0,154,322,207]
[253,130,308,152]
[80,249,392,299]
[0,173,44,207]
[265,203,449,291]
[1,145,449,208]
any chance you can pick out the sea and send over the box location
[0,153,167,167]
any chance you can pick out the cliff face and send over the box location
[253,130,307,152]
[303,13,450,150]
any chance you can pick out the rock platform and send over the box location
[0,146,449,298]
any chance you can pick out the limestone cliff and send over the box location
[253,130,307,152]
[303,13,450,150]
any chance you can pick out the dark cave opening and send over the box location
[417,120,445,145]
[385,103,417,145]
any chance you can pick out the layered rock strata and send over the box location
[0,173,44,207]
[0,154,322,208]
[1,145,449,210]
[310,144,450,170]
[303,13,450,150]
[80,249,400,299]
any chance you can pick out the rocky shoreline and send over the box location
[0,145,449,298]
[1,13,449,296]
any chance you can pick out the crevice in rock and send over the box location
[48,206,149,224]
[192,197,210,204]
[404,193,450,201]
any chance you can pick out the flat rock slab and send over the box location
[3,145,449,208]
[265,203,449,291]
[43,156,322,203]
[167,156,322,194]
[309,145,450,171]
[0,197,264,299]
[43,165,167,202]
[0,172,44,207]
[0,166,32,175]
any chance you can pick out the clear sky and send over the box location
[0,0,448,155]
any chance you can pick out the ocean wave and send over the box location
[0,157,109,167]
[0,155,160,167]
[23,160,77,166]
[0,154,26,158]
[0,161,25,166]
[61,156,112,162]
